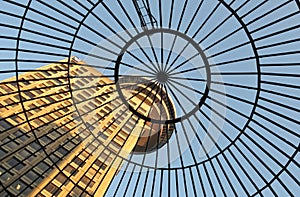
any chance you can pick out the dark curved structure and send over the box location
[118,77,176,153]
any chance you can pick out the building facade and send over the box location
[0,57,175,196]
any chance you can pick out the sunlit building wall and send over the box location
[0,57,175,196]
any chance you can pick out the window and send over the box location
[45,96,55,103]
[50,154,60,164]
[55,79,63,85]
[30,142,41,150]
[19,133,30,142]
[22,80,30,86]
[22,185,34,196]
[12,180,27,193]
[76,93,85,101]
[80,175,91,185]
[33,119,44,126]
[82,78,89,84]
[53,111,63,118]
[43,71,51,77]
[77,69,84,74]
[1,85,13,92]
[81,175,95,188]
[35,89,43,95]
[37,100,46,106]
[72,185,83,195]
[0,147,7,158]
[61,106,70,113]
[46,81,55,86]
[49,129,60,139]
[26,153,36,163]
[54,65,61,70]
[83,105,91,112]
[76,80,84,86]
[40,135,52,144]
[98,131,108,140]
[81,68,88,72]
[72,84,79,89]
[24,91,35,99]
[0,170,13,182]
[44,183,61,195]
[24,170,38,181]
[12,94,19,101]
[73,157,84,167]
[57,146,68,156]
[94,159,107,170]
[87,168,96,177]
[60,64,67,69]
[4,98,14,104]
[35,73,44,79]
[66,140,76,150]
[81,150,90,158]
[6,140,19,149]
[55,173,68,184]
[7,156,25,170]
[86,143,96,152]
[96,113,102,120]
[44,114,55,122]
[19,149,30,159]
[10,114,22,124]
[18,149,30,158]
[64,164,78,175]
[111,141,121,150]
[89,180,95,188]
[36,161,50,172]
[14,130,23,137]
[85,122,95,131]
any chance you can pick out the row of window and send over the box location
[38,146,109,196]
[0,63,137,196]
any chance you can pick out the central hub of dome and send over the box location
[115,28,211,124]
[156,71,169,84]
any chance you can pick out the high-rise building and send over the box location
[0,57,175,196]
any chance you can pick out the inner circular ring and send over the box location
[114,28,211,124]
